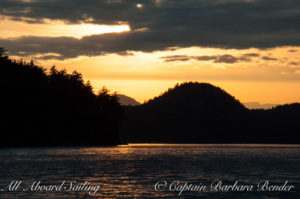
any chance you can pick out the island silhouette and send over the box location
[121,82,300,144]
[1,47,299,146]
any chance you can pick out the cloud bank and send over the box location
[1,0,300,59]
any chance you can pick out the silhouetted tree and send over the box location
[0,47,8,56]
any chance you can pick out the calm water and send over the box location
[0,144,299,198]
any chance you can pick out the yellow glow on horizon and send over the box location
[29,45,300,105]
[87,79,300,105]
[0,15,130,39]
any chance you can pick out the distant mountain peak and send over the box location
[243,102,277,109]
[116,94,141,106]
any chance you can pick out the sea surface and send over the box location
[0,144,299,199]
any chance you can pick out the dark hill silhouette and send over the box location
[144,82,246,113]
[0,48,122,147]
[117,94,141,106]
[121,82,300,144]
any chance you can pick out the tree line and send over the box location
[0,48,123,146]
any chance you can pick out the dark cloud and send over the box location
[213,55,239,64]
[161,55,191,62]
[192,55,218,61]
[37,55,65,60]
[289,49,298,53]
[1,0,300,59]
[237,53,261,62]
[262,56,277,61]
[160,54,256,64]
[243,53,260,57]
[1,31,186,59]
[289,62,299,66]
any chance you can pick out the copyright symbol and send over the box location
[155,181,168,192]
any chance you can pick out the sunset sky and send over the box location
[1,0,300,104]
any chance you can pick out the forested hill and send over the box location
[121,82,300,144]
[0,48,122,147]
[143,82,246,112]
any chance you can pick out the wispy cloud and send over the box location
[161,53,261,64]
[262,56,277,61]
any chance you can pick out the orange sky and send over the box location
[2,16,300,104]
